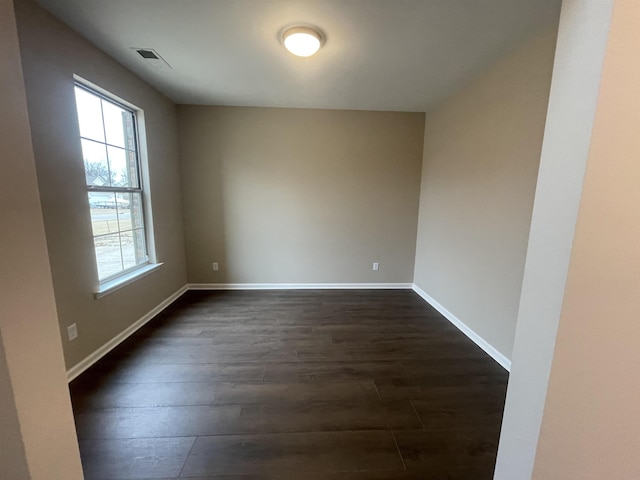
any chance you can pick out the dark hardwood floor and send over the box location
[70,289,508,480]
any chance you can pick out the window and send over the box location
[74,84,150,284]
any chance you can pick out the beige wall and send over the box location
[533,1,640,477]
[413,27,558,359]
[178,106,424,285]
[15,0,187,370]
[0,0,83,476]
[0,335,29,479]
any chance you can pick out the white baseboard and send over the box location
[66,285,188,382]
[412,284,511,371]
[188,283,414,290]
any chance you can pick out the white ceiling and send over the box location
[34,0,561,111]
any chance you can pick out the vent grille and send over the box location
[131,47,172,70]
[136,49,159,59]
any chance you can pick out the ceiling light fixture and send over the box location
[283,26,322,57]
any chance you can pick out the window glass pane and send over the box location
[74,87,105,143]
[88,192,120,236]
[94,233,123,280]
[107,146,139,188]
[121,229,147,270]
[82,139,111,186]
[120,231,135,271]
[101,99,132,149]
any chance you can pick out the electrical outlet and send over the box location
[67,323,78,341]
[373,262,379,271]
[212,262,219,271]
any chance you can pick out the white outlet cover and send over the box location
[67,324,78,341]
[373,262,380,271]
[212,262,219,271]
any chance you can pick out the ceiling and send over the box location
[34,0,561,112]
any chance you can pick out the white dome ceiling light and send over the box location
[283,26,323,57]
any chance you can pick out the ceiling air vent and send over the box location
[136,49,159,59]
[131,47,172,70]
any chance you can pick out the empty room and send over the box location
[2,0,640,479]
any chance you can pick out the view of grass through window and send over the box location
[74,85,148,282]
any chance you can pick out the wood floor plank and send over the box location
[78,437,194,479]
[262,360,407,382]
[80,363,266,385]
[72,380,380,412]
[393,429,499,478]
[375,376,508,402]
[75,400,421,439]
[235,400,422,433]
[205,380,380,405]
[75,405,242,439]
[180,431,404,477]
[295,343,489,362]
[155,345,299,364]
[72,382,219,412]
[410,392,506,434]
[132,332,330,347]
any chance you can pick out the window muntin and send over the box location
[74,84,149,282]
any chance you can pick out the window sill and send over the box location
[94,263,163,299]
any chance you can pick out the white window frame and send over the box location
[74,79,161,298]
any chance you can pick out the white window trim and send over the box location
[94,262,164,299]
